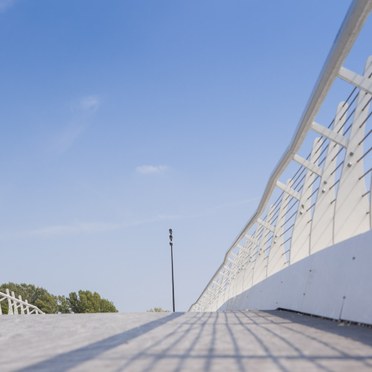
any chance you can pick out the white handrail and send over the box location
[0,290,44,315]
[190,0,372,311]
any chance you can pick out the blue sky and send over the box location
[0,0,369,311]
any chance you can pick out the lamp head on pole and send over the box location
[169,228,173,242]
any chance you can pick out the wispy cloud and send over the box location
[0,0,17,13]
[0,198,258,240]
[0,215,181,239]
[136,165,169,175]
[78,95,101,112]
[50,95,101,154]
[208,198,258,212]
[52,122,87,154]
[178,197,259,220]
[26,199,256,238]
[27,222,118,238]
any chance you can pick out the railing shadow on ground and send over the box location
[116,312,207,370]
[235,313,327,370]
[223,311,372,372]
[18,312,183,372]
[121,312,252,372]
[15,311,372,371]
[260,309,372,347]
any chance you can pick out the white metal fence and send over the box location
[190,0,372,312]
[0,289,44,315]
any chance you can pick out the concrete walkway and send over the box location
[1,310,372,371]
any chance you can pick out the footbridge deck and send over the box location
[2,311,372,371]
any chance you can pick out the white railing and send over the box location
[190,0,372,312]
[0,289,44,315]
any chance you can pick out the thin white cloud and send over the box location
[26,222,120,238]
[50,95,101,154]
[52,122,87,154]
[0,0,16,12]
[209,198,258,212]
[136,165,169,175]
[79,95,101,112]
[179,197,259,220]
[0,197,257,241]
[0,215,181,239]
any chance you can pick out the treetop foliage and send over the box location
[147,307,169,312]
[68,290,117,313]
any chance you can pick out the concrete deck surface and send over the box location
[1,310,372,371]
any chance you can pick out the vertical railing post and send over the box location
[25,300,30,314]
[11,291,17,314]
[19,296,25,314]
[6,289,13,315]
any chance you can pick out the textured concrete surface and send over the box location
[1,310,372,371]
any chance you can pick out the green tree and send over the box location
[68,290,117,313]
[56,295,71,314]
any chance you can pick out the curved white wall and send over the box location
[220,230,372,325]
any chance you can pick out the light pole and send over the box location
[169,228,176,312]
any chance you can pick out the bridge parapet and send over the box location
[191,0,372,313]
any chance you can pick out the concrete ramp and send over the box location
[2,311,372,371]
